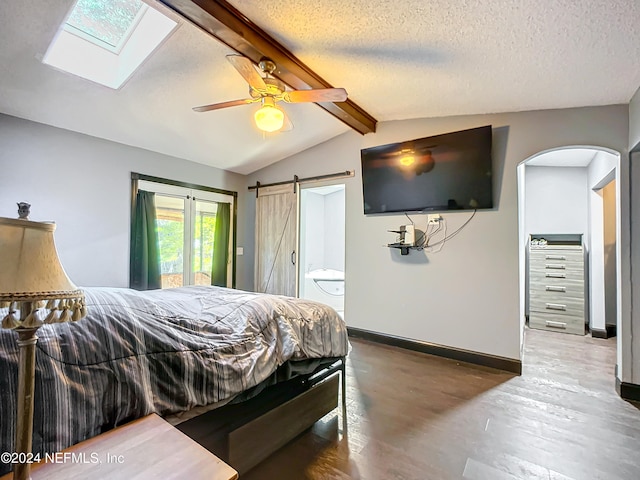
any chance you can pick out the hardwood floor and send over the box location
[243,328,640,480]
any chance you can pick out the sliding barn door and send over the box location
[255,184,298,296]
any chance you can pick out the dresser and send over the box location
[528,238,587,335]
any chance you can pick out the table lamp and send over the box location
[0,203,87,480]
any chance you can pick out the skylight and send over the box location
[65,0,146,52]
[43,0,177,89]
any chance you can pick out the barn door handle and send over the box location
[291,251,296,265]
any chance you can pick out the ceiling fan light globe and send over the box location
[399,155,415,166]
[254,104,285,132]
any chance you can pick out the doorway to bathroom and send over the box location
[298,184,346,318]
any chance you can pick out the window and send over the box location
[135,178,236,289]
[66,0,147,52]
[43,0,177,89]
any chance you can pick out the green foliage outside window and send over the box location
[156,213,216,278]
[193,213,217,276]
[157,218,184,274]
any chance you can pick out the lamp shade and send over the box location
[254,104,285,132]
[0,217,80,301]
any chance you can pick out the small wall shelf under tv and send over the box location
[387,242,415,255]
[387,225,417,255]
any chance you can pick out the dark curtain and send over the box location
[211,202,231,287]
[130,190,161,290]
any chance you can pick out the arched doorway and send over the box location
[517,146,622,373]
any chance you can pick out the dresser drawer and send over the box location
[529,312,585,335]
[529,279,584,299]
[529,257,584,272]
[529,295,585,317]
[530,248,583,264]
[529,266,584,287]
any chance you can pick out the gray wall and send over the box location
[630,86,640,150]
[246,105,628,361]
[3,102,635,378]
[0,114,250,290]
[629,86,640,384]
[631,148,640,384]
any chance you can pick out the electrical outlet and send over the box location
[428,214,441,224]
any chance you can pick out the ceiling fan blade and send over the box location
[282,88,348,104]
[192,98,256,112]
[226,54,267,92]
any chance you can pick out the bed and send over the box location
[0,285,349,476]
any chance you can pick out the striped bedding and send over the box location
[0,286,348,472]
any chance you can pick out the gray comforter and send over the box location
[0,286,348,472]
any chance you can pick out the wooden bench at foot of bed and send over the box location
[0,414,238,480]
[176,360,344,475]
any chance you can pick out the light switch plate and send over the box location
[236,247,244,256]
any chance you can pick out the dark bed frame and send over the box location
[176,357,347,475]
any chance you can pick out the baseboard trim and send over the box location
[591,328,608,339]
[616,378,640,402]
[347,327,522,375]
[591,325,617,339]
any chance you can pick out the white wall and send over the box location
[245,105,629,361]
[517,164,527,355]
[0,114,250,290]
[524,166,589,240]
[324,189,346,272]
[299,187,345,276]
[300,190,325,274]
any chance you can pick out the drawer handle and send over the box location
[546,255,566,260]
[546,303,567,311]
[546,320,567,329]
[546,286,566,292]
[545,264,566,269]
[545,273,566,278]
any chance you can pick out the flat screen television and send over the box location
[360,125,493,214]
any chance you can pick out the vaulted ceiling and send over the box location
[1,0,639,174]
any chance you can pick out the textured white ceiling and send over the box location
[1,0,639,174]
[229,0,640,120]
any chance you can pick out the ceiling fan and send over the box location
[193,55,348,132]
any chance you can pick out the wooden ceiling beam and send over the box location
[159,0,377,134]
